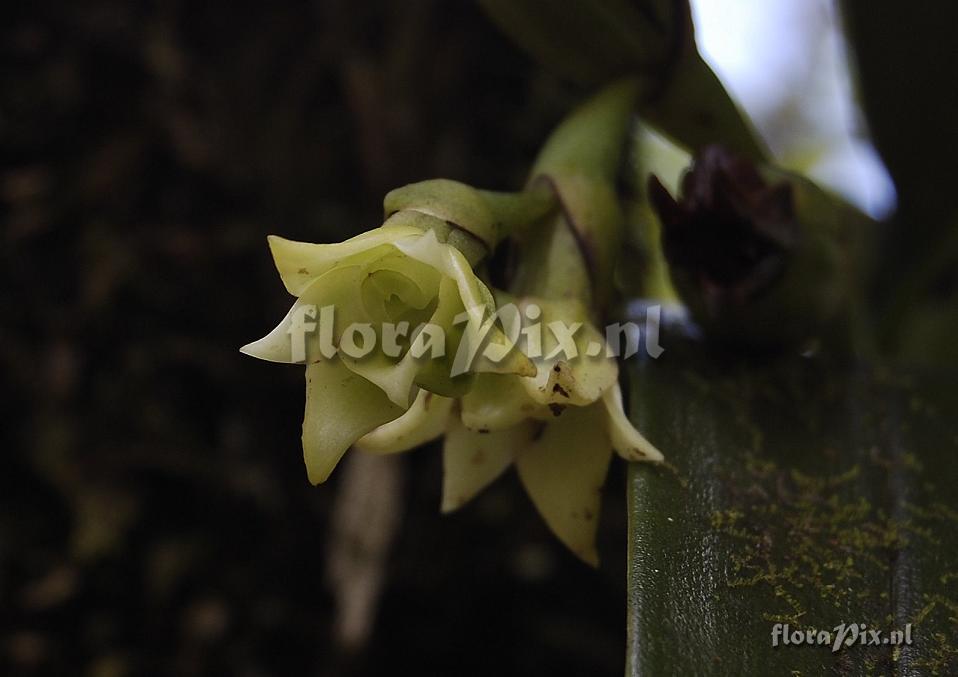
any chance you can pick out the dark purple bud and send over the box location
[649,145,797,315]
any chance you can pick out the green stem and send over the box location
[383,178,555,265]
[532,78,641,183]
[510,210,593,305]
[518,78,642,311]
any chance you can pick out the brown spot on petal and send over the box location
[552,383,570,398]
[548,403,565,417]
[298,267,309,275]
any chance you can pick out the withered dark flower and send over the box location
[649,145,797,314]
[648,145,865,348]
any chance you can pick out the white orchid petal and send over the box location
[515,404,613,566]
[240,266,367,364]
[268,226,421,296]
[441,417,530,513]
[394,230,488,312]
[602,384,664,462]
[340,350,421,409]
[461,374,544,431]
[355,391,453,454]
[517,297,618,407]
[302,357,404,484]
[239,302,303,363]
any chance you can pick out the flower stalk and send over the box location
[383,178,555,265]
[522,78,642,309]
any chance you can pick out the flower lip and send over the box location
[359,253,440,325]
[649,145,797,307]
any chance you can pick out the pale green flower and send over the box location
[241,215,533,485]
[356,294,662,565]
[359,82,669,564]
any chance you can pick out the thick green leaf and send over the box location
[626,340,958,675]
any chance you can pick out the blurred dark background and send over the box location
[0,1,635,676]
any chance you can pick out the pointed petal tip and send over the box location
[305,464,331,486]
[237,339,292,364]
[440,488,477,513]
[266,233,300,246]
[265,234,289,256]
[602,386,666,463]
[303,439,342,485]
[516,355,537,377]
[645,445,665,463]
[578,548,600,568]
[618,440,665,464]
[238,341,267,360]
[382,388,413,411]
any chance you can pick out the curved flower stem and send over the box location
[531,78,641,184]
[510,210,593,305]
[516,78,642,311]
[479,183,557,241]
[383,178,556,266]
